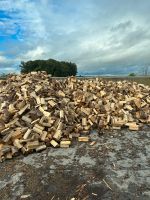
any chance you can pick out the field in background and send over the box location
[1,75,150,86]
[52,76,150,86]
[101,76,150,86]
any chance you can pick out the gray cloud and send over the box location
[0,0,150,74]
[111,21,133,32]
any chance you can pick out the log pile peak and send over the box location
[0,71,150,161]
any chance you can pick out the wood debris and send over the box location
[0,71,150,161]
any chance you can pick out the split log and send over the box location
[78,137,89,142]
[60,140,71,148]
[36,145,46,152]
[26,141,40,150]
[50,140,59,147]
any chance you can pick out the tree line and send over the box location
[19,59,77,77]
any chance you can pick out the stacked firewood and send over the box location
[0,72,150,161]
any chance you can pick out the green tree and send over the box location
[128,73,136,76]
[20,59,77,77]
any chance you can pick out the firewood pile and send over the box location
[0,71,150,161]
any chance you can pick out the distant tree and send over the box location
[0,73,7,79]
[19,59,77,77]
[128,73,136,76]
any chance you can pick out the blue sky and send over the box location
[0,0,150,74]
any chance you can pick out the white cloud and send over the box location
[0,55,7,63]
[20,46,46,61]
[0,0,150,74]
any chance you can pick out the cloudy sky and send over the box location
[0,0,150,74]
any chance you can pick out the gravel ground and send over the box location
[0,128,150,200]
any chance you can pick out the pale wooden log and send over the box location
[35,85,42,92]
[90,141,96,146]
[119,101,126,107]
[0,144,4,150]
[60,110,64,118]
[50,140,59,147]
[26,141,39,150]
[82,118,87,126]
[89,115,96,123]
[31,71,37,75]
[39,116,46,124]
[19,138,32,143]
[60,140,71,145]
[33,126,43,135]
[39,106,45,113]
[18,104,29,115]
[107,115,111,124]
[5,152,12,159]
[83,85,87,92]
[93,108,98,115]
[34,124,44,131]
[11,129,22,140]
[141,101,147,107]
[53,130,62,140]
[84,125,91,131]
[58,90,65,97]
[2,132,13,143]
[8,104,16,113]
[31,118,40,124]
[134,99,141,108]
[5,118,19,128]
[100,90,106,97]
[42,106,48,110]
[129,124,139,131]
[41,131,48,141]
[48,100,56,107]
[112,126,121,130]
[82,130,90,134]
[16,100,26,109]
[40,98,46,105]
[30,91,37,98]
[13,139,23,149]
[43,111,51,117]
[88,119,93,126]
[57,121,63,130]
[42,123,52,127]
[21,147,28,155]
[147,115,150,123]
[23,129,32,139]
[16,92,23,100]
[36,96,41,104]
[22,116,32,123]
[146,97,150,104]
[124,105,133,111]
[110,103,115,110]
[81,107,91,115]
[36,145,47,152]
[1,146,11,155]
[78,137,89,142]
[69,134,73,139]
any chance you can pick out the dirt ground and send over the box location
[0,128,150,200]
